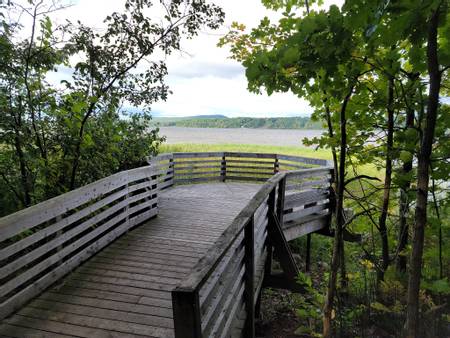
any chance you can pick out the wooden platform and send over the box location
[0,183,261,338]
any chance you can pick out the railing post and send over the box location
[172,288,202,338]
[168,155,174,187]
[172,154,177,184]
[221,154,226,182]
[274,154,279,174]
[276,176,286,225]
[265,187,276,279]
[244,215,255,338]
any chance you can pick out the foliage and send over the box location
[294,272,325,337]
[220,0,450,336]
[0,0,224,216]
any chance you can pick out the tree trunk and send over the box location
[377,76,394,281]
[323,89,352,338]
[396,107,414,274]
[405,6,441,337]
[325,100,347,288]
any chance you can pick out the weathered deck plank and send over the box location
[0,183,260,338]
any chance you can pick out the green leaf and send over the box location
[399,150,413,163]
[371,302,392,313]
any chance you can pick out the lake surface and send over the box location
[159,127,323,147]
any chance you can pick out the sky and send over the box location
[50,0,343,118]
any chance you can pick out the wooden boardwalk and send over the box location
[0,152,336,338]
[0,183,261,338]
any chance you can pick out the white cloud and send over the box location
[48,0,343,117]
[152,74,313,117]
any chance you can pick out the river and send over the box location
[158,127,323,146]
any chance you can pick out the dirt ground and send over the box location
[255,289,304,338]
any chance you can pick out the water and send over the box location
[158,127,324,147]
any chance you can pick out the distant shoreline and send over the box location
[150,116,323,130]
[154,125,325,130]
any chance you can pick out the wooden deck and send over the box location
[0,152,335,338]
[0,183,261,338]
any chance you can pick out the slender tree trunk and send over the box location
[377,76,394,281]
[13,126,31,207]
[396,107,414,273]
[325,103,339,180]
[325,100,347,288]
[405,6,441,337]
[323,89,352,338]
[69,102,96,190]
[9,97,31,207]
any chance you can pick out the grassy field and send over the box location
[160,143,332,159]
[159,143,381,178]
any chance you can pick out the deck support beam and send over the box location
[244,215,256,337]
[264,177,305,293]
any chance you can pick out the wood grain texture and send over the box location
[1,151,333,338]
[0,182,260,338]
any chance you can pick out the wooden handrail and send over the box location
[171,163,334,338]
[0,165,160,320]
[1,150,332,335]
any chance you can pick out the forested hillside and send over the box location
[152,116,323,129]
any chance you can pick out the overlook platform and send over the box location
[0,152,333,338]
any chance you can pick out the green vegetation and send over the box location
[160,143,330,159]
[0,0,224,216]
[152,116,323,129]
[1,0,449,337]
[221,0,450,337]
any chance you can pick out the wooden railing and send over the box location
[171,166,334,338]
[283,167,334,240]
[0,150,333,335]
[0,165,159,320]
[148,151,329,186]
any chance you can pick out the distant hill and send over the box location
[150,116,322,130]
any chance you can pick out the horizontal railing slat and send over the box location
[225,176,268,182]
[0,166,157,239]
[174,152,224,158]
[201,256,245,335]
[224,152,276,159]
[284,203,330,223]
[226,164,275,171]
[226,170,273,176]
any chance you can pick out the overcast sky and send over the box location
[55,0,343,117]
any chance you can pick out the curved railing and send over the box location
[148,151,329,187]
[148,152,334,338]
[0,151,333,334]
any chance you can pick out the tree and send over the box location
[0,0,224,215]
[221,0,450,336]
[220,3,372,335]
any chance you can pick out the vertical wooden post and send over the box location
[265,187,276,279]
[172,154,177,184]
[305,234,311,272]
[168,156,174,187]
[274,154,279,174]
[172,288,202,338]
[276,176,286,225]
[221,154,226,182]
[244,215,255,338]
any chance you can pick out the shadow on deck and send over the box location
[0,183,260,338]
